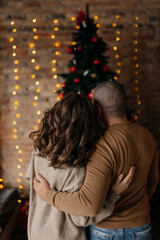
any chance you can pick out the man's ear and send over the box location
[96,103,102,117]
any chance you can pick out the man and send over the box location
[34,81,159,239]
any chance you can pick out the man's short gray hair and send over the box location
[93,81,126,117]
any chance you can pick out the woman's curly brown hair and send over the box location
[29,92,106,168]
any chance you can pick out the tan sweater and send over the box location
[45,122,159,229]
[26,151,120,240]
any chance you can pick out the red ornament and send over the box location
[67,47,72,53]
[77,46,82,51]
[92,37,98,42]
[77,11,88,25]
[130,118,136,123]
[88,92,92,99]
[93,59,100,65]
[74,78,79,83]
[71,66,76,72]
[103,66,110,71]
[62,83,66,87]
[59,93,64,99]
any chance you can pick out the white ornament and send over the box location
[82,21,86,28]
[83,70,89,76]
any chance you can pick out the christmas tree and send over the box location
[58,5,117,99]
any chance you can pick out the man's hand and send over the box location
[112,166,135,195]
[33,174,51,201]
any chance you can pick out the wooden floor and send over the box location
[11,199,160,240]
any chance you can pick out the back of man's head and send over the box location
[93,81,126,118]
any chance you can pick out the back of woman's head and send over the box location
[30,92,105,168]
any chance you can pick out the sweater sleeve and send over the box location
[70,190,120,226]
[147,148,159,199]
[44,142,113,217]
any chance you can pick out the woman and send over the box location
[27,92,134,240]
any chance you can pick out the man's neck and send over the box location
[106,115,129,126]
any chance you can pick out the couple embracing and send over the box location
[27,81,159,240]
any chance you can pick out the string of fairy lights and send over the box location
[133,16,141,121]
[28,18,42,131]
[8,20,24,200]
[112,14,121,81]
[51,18,62,101]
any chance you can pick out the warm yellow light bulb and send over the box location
[117,31,120,35]
[52,68,56,72]
[9,37,14,42]
[138,110,141,114]
[138,100,141,105]
[13,121,16,125]
[17,165,21,169]
[116,69,121,74]
[13,134,18,139]
[13,128,17,133]
[136,64,139,68]
[14,60,19,64]
[37,119,41,124]
[31,74,36,79]
[17,178,21,183]
[33,101,37,106]
[137,94,140,99]
[112,23,116,28]
[36,88,40,93]
[134,40,138,44]
[53,75,57,79]
[94,16,98,20]
[35,65,40,70]
[116,37,120,41]
[14,106,18,110]
[19,173,23,176]
[16,113,21,118]
[35,81,39,85]
[72,41,76,46]
[15,85,20,90]
[55,42,60,47]
[19,158,23,162]
[18,149,22,154]
[14,100,19,106]
[53,19,58,24]
[31,59,35,63]
[19,185,23,189]
[15,145,19,149]
[12,91,16,95]
[134,56,138,61]
[57,96,60,101]
[113,46,117,51]
[134,115,138,120]
[76,25,80,29]
[52,89,56,93]
[32,50,36,54]
[34,96,38,100]
[14,68,18,73]
[12,53,16,57]
[32,19,37,23]
[134,48,138,52]
[0,185,4,189]
[115,15,120,19]
[115,54,119,59]
[34,35,38,40]
[55,51,60,55]
[135,24,138,28]
[56,83,61,88]
[29,43,35,48]
[13,45,16,49]
[96,24,100,28]
[33,28,37,32]
[0,178,3,182]
[14,76,19,80]
[13,28,17,32]
[37,110,41,115]
[71,17,75,21]
[114,76,118,80]
[134,87,139,91]
[117,62,121,66]
[18,199,21,203]
[134,79,138,84]
[135,71,138,75]
[11,21,15,25]
[54,27,59,31]
[34,125,38,130]
[51,35,55,39]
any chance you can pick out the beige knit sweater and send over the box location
[26,151,120,240]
